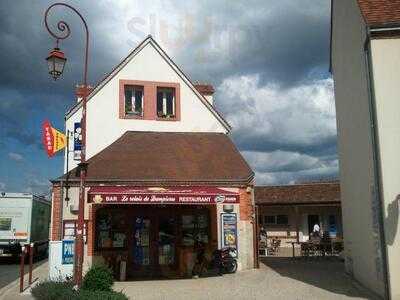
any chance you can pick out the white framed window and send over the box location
[0,218,12,231]
[157,87,175,118]
[124,85,143,116]
[276,215,289,225]
[264,215,289,225]
[264,215,276,225]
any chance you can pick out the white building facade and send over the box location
[331,1,400,299]
[50,36,255,280]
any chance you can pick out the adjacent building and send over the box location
[331,0,400,298]
[255,182,342,243]
[49,36,255,279]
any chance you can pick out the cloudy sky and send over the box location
[0,0,336,195]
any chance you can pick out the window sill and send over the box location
[123,113,144,119]
[156,116,178,121]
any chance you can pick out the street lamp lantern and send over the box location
[46,47,67,80]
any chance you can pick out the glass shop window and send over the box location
[96,211,127,249]
[124,85,143,116]
[157,87,175,118]
[181,214,209,246]
[0,218,11,231]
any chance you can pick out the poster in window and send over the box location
[64,222,75,239]
[112,232,126,248]
[221,213,238,257]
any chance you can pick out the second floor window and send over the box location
[124,85,143,116]
[157,87,175,118]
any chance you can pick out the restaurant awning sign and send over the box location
[42,120,66,157]
[88,186,240,204]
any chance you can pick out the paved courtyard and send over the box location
[0,258,376,300]
[114,258,375,300]
[0,258,48,300]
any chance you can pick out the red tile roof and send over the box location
[357,0,400,26]
[57,132,253,185]
[255,182,340,206]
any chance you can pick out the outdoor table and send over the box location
[286,241,298,258]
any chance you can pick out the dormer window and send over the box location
[157,87,175,118]
[119,80,180,121]
[124,85,143,116]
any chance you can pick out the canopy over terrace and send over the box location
[255,182,342,243]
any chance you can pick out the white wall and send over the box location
[370,38,400,300]
[332,0,386,296]
[65,41,227,172]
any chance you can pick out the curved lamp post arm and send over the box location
[44,2,89,87]
[44,3,89,287]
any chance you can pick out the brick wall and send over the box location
[87,204,95,256]
[51,184,62,241]
[239,187,254,221]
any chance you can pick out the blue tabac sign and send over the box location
[73,122,82,160]
[62,240,74,265]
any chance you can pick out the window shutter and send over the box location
[166,92,174,115]
[157,92,163,115]
[124,87,132,112]
[135,90,143,113]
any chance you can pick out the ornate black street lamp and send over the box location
[44,2,89,287]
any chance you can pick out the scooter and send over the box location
[192,246,238,277]
[211,247,238,274]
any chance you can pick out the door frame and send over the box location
[307,214,320,236]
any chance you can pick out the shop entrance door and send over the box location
[130,213,178,278]
[308,215,320,236]
[131,216,154,276]
[157,216,177,270]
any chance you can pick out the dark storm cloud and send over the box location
[170,0,331,87]
[0,1,117,95]
[233,132,337,157]
[0,0,336,185]
[0,0,125,147]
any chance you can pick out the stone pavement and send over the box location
[0,260,48,300]
[114,258,376,300]
[0,258,377,300]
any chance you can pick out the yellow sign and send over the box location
[42,120,66,157]
[52,127,66,153]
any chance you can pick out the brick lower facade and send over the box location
[239,187,254,221]
[51,184,62,241]
[87,204,96,257]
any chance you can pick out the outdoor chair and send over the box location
[259,236,268,256]
[332,240,344,255]
[267,238,281,256]
[300,242,311,257]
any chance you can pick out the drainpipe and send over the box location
[60,180,64,240]
[363,27,392,300]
